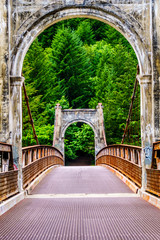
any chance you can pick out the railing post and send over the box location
[28,150,32,164]
[42,148,44,157]
[38,148,41,159]
[125,148,128,160]
[119,148,121,157]
[138,150,141,166]
[45,148,47,156]
[10,76,24,191]
[22,151,25,167]
[131,149,133,161]
[33,149,37,161]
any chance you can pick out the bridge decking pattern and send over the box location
[0,166,160,240]
[31,166,132,194]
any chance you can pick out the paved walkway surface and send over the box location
[31,166,132,194]
[1,166,160,240]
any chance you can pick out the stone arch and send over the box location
[62,119,97,139]
[7,1,155,188]
[11,4,151,76]
[53,104,107,158]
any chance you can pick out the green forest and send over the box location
[22,18,140,163]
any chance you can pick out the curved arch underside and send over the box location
[11,3,151,76]
[62,119,97,139]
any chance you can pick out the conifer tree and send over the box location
[50,27,94,108]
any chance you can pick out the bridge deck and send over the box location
[1,166,160,240]
[31,166,132,194]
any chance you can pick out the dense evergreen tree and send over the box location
[88,43,138,144]
[50,27,93,108]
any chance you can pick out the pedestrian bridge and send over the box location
[0,143,160,240]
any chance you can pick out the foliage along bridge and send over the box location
[0,0,160,239]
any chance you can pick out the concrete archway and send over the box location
[11,5,151,76]
[10,4,153,170]
[53,103,106,161]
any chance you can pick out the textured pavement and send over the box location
[0,166,160,240]
[31,166,132,194]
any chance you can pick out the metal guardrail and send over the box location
[0,170,18,202]
[0,142,17,202]
[146,168,160,196]
[22,145,64,188]
[96,144,142,165]
[96,145,142,187]
[96,144,160,196]
[147,141,160,196]
[22,145,63,166]
[0,144,64,201]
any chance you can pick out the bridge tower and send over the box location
[53,103,107,159]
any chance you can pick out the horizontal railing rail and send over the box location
[146,168,160,196]
[96,145,142,187]
[96,144,160,196]
[22,145,64,188]
[96,144,142,166]
[0,142,17,202]
[148,141,160,196]
[22,145,63,166]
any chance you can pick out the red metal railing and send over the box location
[22,145,64,188]
[147,141,160,196]
[0,144,64,201]
[0,142,18,201]
[96,144,160,196]
[96,144,142,165]
[96,144,142,187]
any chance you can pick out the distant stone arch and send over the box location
[53,103,107,158]
[62,119,97,139]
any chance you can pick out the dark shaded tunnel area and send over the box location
[65,151,95,166]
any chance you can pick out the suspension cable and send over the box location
[22,82,39,145]
[121,65,139,144]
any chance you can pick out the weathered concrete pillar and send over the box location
[0,79,3,133]
[10,76,24,191]
[95,103,107,156]
[96,103,107,146]
[137,75,152,190]
[151,0,160,143]
[0,0,10,143]
[53,103,62,151]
